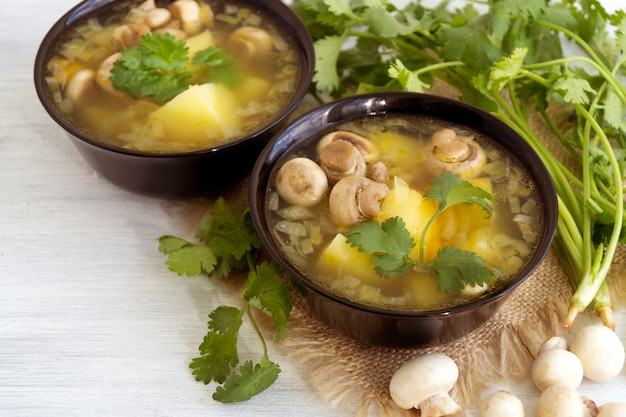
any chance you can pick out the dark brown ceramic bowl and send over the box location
[34,0,314,197]
[249,92,558,347]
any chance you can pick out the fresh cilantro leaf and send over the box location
[110,33,242,103]
[388,59,431,93]
[158,236,217,277]
[289,0,346,40]
[191,306,242,384]
[424,171,494,217]
[345,217,416,278]
[244,262,292,342]
[212,358,281,403]
[110,32,191,103]
[601,88,626,132]
[488,48,528,92]
[206,198,263,261]
[552,72,596,105]
[313,34,346,92]
[489,0,545,44]
[158,235,192,253]
[361,4,417,38]
[439,11,502,72]
[323,0,356,18]
[427,246,502,295]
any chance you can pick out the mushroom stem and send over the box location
[419,391,463,417]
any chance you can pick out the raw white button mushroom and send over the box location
[569,325,625,382]
[274,157,328,207]
[170,0,202,35]
[65,68,96,104]
[318,139,366,183]
[480,390,525,417]
[389,353,463,417]
[317,131,379,163]
[426,128,486,178]
[536,384,585,417]
[531,347,584,391]
[111,22,151,51]
[328,176,389,227]
[228,26,275,61]
[598,402,626,417]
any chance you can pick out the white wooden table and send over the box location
[1,0,625,416]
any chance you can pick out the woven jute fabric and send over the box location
[176,86,625,416]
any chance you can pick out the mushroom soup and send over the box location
[44,0,301,153]
[266,114,546,312]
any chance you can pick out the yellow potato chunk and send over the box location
[150,83,241,145]
[185,30,215,56]
[318,234,380,284]
[468,176,493,194]
[378,177,441,263]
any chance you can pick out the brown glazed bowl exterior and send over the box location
[34,0,315,197]
[249,92,558,348]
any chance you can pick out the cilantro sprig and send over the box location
[343,217,415,278]
[110,32,243,103]
[158,198,292,402]
[345,172,503,294]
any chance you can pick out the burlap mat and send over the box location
[170,86,626,416]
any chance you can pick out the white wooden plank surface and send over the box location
[1,0,625,416]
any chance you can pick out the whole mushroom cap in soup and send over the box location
[228,26,275,61]
[275,157,329,207]
[318,139,367,183]
[316,131,380,162]
[426,128,486,178]
[328,176,389,227]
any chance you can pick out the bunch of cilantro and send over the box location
[292,0,626,329]
[345,172,503,294]
[158,198,292,402]
[110,32,243,103]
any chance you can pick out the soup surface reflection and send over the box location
[266,114,545,312]
[45,0,301,153]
